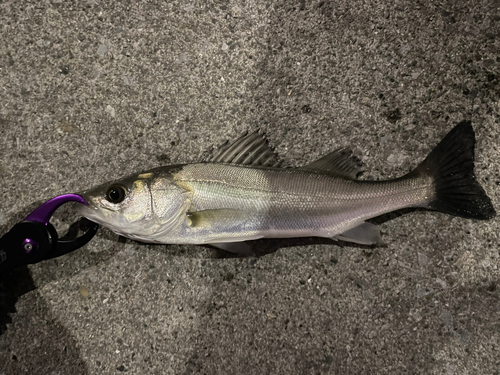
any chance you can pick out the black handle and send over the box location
[0,222,54,274]
[0,220,99,274]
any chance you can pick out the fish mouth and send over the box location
[76,203,121,234]
[75,203,102,224]
[75,199,133,237]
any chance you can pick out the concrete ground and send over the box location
[1,0,499,374]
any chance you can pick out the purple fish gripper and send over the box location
[24,193,88,224]
[0,193,97,273]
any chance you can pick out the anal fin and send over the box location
[334,222,385,245]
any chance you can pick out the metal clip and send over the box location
[0,194,99,273]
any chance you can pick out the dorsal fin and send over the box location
[299,148,363,179]
[206,130,281,167]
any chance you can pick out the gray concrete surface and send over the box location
[0,0,499,374]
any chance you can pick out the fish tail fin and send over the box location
[412,120,495,220]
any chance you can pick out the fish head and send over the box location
[77,169,192,242]
[77,173,156,238]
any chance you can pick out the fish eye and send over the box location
[105,185,127,204]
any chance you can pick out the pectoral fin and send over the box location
[187,209,250,228]
[187,209,262,254]
[335,223,385,245]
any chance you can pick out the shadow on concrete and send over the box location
[0,270,89,375]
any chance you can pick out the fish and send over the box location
[77,121,496,256]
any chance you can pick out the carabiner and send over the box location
[0,194,99,273]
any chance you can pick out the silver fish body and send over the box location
[77,121,495,253]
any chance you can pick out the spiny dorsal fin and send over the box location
[299,148,363,179]
[205,130,281,167]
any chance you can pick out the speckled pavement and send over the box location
[0,1,499,374]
